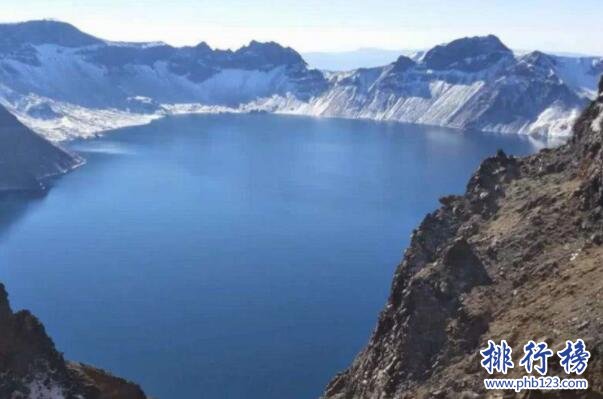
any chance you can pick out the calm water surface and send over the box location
[0,114,537,398]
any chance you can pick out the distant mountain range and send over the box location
[0,20,601,140]
[256,36,602,137]
[303,48,603,72]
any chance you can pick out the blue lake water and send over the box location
[0,114,537,399]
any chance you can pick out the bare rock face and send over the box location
[0,284,147,399]
[323,78,603,399]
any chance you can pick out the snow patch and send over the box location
[23,377,66,399]
[526,105,581,137]
[2,94,162,141]
[591,104,603,132]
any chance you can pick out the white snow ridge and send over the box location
[0,21,601,141]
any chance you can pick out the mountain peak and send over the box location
[391,55,416,72]
[519,50,557,67]
[194,41,212,52]
[0,19,103,47]
[422,34,512,71]
[236,40,306,66]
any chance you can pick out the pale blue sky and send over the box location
[2,0,602,54]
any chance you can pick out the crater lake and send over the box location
[0,114,538,399]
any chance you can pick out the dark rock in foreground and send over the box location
[0,283,147,399]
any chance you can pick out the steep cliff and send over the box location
[323,79,602,398]
[0,104,81,192]
[0,283,147,399]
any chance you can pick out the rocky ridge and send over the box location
[322,78,603,398]
[0,104,81,192]
[0,20,327,110]
[267,35,600,138]
[0,283,147,399]
[0,21,600,140]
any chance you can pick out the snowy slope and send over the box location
[0,21,601,140]
[264,37,601,137]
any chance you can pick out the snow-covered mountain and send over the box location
[0,22,326,108]
[0,21,601,140]
[0,20,328,140]
[257,36,602,136]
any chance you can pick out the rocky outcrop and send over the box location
[0,283,147,399]
[323,78,603,398]
[0,104,81,192]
